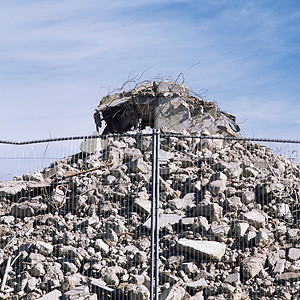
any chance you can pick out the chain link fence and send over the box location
[0,133,299,299]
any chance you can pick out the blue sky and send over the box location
[0,0,300,141]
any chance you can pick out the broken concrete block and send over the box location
[38,289,62,300]
[276,203,292,218]
[29,253,46,264]
[180,217,195,227]
[0,183,25,197]
[62,261,78,274]
[158,98,191,132]
[224,196,243,211]
[288,248,300,261]
[193,201,223,221]
[26,276,39,292]
[63,285,97,300]
[180,262,198,276]
[276,272,300,283]
[255,228,273,247]
[275,224,287,238]
[103,228,118,246]
[210,172,227,182]
[156,81,189,94]
[159,149,175,162]
[242,210,266,228]
[210,221,231,238]
[31,263,46,277]
[192,216,210,232]
[130,158,150,174]
[11,200,48,218]
[287,228,298,239]
[134,198,152,215]
[43,165,64,179]
[127,284,150,300]
[186,278,208,292]
[189,291,204,300]
[160,177,181,198]
[224,272,240,284]
[234,222,249,237]
[177,239,226,261]
[159,284,186,300]
[243,167,258,178]
[273,259,285,274]
[241,254,266,279]
[90,278,114,295]
[143,214,182,230]
[169,193,196,210]
[80,136,102,154]
[209,179,226,195]
[36,241,53,256]
[105,146,124,168]
[241,190,255,204]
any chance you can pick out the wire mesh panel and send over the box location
[0,134,155,299]
[0,140,82,181]
[157,134,300,300]
[0,133,299,299]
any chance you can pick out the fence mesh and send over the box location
[0,133,299,299]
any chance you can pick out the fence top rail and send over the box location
[160,134,300,144]
[0,133,300,145]
[0,133,153,146]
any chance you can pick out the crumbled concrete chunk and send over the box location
[186,278,208,291]
[11,200,48,217]
[38,289,62,300]
[224,272,240,284]
[177,239,226,261]
[143,214,182,230]
[160,284,186,300]
[241,254,266,279]
[288,248,300,261]
[242,210,266,228]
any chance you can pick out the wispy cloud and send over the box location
[0,0,299,140]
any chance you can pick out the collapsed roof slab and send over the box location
[94,81,240,137]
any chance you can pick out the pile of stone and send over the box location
[0,82,299,299]
[0,132,299,299]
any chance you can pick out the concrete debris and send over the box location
[94,81,240,137]
[0,81,299,299]
[242,209,266,228]
[159,284,187,300]
[80,135,102,154]
[224,272,240,284]
[38,289,62,299]
[273,259,286,274]
[177,239,226,261]
[186,278,208,292]
[241,253,266,279]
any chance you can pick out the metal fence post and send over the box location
[155,130,160,300]
[150,129,156,300]
[150,129,160,300]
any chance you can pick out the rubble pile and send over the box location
[0,81,298,299]
[0,133,299,299]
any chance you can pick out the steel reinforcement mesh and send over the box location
[0,133,299,299]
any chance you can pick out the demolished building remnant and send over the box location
[94,81,240,136]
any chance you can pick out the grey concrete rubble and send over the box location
[0,81,299,299]
[94,80,240,137]
[177,239,226,261]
